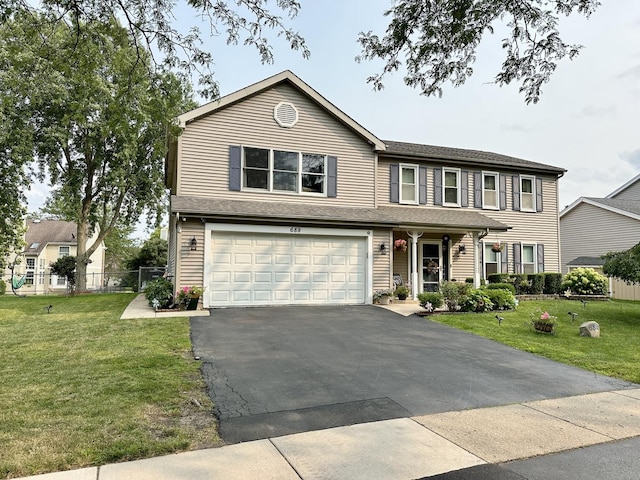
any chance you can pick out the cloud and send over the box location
[576,104,617,118]
[499,123,529,133]
[621,148,640,168]
[617,64,640,79]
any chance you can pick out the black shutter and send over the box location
[537,244,545,272]
[390,164,399,203]
[499,174,507,210]
[512,175,520,211]
[461,170,469,207]
[513,242,522,274]
[419,166,427,204]
[536,177,543,212]
[327,156,337,198]
[229,145,241,191]
[474,171,482,208]
[434,168,442,205]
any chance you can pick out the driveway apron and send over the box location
[190,306,634,443]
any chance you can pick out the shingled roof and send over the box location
[382,141,566,175]
[172,196,510,231]
[24,219,77,255]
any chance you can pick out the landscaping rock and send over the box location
[579,321,600,338]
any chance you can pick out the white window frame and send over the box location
[59,246,70,258]
[483,242,501,279]
[242,146,327,197]
[399,164,419,205]
[443,167,461,207]
[520,175,536,212]
[482,171,499,210]
[521,243,538,274]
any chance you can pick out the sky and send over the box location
[25,0,640,235]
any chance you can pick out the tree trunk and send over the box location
[75,221,90,292]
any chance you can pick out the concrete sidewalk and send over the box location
[16,388,640,480]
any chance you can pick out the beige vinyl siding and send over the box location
[178,84,376,207]
[560,203,640,273]
[175,221,205,292]
[392,232,410,287]
[373,229,393,291]
[480,174,560,273]
[450,234,474,281]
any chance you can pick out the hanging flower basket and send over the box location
[394,239,408,252]
[491,242,503,253]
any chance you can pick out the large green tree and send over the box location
[357,0,601,104]
[0,13,192,291]
[603,243,640,284]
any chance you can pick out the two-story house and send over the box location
[560,174,640,300]
[165,71,565,308]
[3,218,105,295]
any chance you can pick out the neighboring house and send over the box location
[3,218,105,294]
[165,71,566,308]
[560,174,640,299]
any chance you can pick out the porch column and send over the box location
[472,231,481,288]
[407,231,423,300]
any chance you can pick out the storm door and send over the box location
[421,242,441,292]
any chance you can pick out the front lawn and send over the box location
[427,299,640,384]
[0,294,219,479]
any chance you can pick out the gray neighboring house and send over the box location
[560,175,640,299]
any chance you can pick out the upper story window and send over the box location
[243,147,327,196]
[26,258,35,270]
[520,175,536,212]
[59,246,70,258]
[400,164,418,204]
[443,168,461,207]
[483,172,499,209]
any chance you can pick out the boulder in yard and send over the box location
[579,321,600,338]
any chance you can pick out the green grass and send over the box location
[427,299,640,384]
[0,294,219,479]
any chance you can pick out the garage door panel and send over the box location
[209,231,366,306]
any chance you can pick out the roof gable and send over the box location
[560,197,640,221]
[606,173,640,199]
[24,219,77,255]
[177,70,385,151]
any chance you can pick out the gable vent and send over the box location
[273,102,298,128]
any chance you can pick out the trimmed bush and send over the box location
[487,273,510,284]
[460,289,494,312]
[528,273,545,294]
[483,288,517,310]
[0,279,5,295]
[417,292,444,310]
[144,278,174,308]
[511,274,530,294]
[544,273,563,294]
[561,268,608,295]
[485,282,516,294]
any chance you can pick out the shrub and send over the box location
[544,273,563,294]
[483,288,517,310]
[465,277,474,283]
[144,278,174,308]
[528,274,545,294]
[487,273,510,284]
[512,274,530,295]
[417,292,444,310]
[394,285,410,298]
[485,282,516,294]
[439,281,472,311]
[460,289,494,312]
[561,268,608,295]
[0,279,5,295]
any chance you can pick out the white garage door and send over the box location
[208,230,367,306]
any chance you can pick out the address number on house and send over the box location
[289,226,302,233]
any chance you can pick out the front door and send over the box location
[421,242,441,292]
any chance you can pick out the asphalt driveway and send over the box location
[190,306,634,443]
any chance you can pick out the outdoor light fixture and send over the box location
[458,244,466,254]
[190,236,197,251]
[380,243,387,255]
